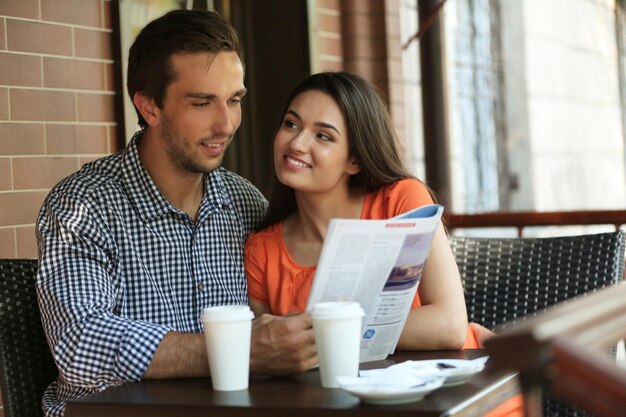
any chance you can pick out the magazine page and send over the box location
[306,204,444,362]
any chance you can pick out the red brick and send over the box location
[44,58,105,90]
[0,191,47,226]
[75,28,113,60]
[0,53,42,87]
[77,93,114,122]
[0,88,8,120]
[0,123,45,155]
[0,0,39,19]
[318,36,343,57]
[318,13,341,33]
[318,59,344,72]
[0,158,11,190]
[41,0,101,27]
[16,225,37,258]
[46,124,109,155]
[6,20,72,56]
[13,157,79,189]
[0,227,16,257]
[11,89,75,122]
[317,0,340,10]
[0,19,6,51]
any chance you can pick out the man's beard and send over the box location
[161,113,230,174]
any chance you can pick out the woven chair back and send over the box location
[450,231,626,417]
[0,259,58,417]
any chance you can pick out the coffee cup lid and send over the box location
[201,305,254,322]
[310,301,364,319]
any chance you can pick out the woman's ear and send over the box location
[347,159,361,175]
[132,92,160,127]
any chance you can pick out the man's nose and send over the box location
[212,103,235,135]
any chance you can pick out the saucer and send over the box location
[337,377,445,405]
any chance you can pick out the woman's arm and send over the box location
[396,223,468,350]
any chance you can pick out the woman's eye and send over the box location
[317,132,332,142]
[283,120,297,129]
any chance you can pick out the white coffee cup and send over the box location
[311,301,365,388]
[201,305,254,391]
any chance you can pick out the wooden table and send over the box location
[65,349,519,417]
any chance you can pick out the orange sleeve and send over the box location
[386,178,434,217]
[244,231,270,305]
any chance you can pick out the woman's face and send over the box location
[274,90,360,194]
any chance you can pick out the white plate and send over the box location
[408,358,487,387]
[337,377,445,405]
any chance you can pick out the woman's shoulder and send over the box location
[383,177,427,194]
[364,178,433,219]
[246,223,281,252]
[378,178,432,203]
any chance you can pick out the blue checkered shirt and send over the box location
[36,132,267,417]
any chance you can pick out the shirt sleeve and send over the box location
[244,231,270,305]
[388,178,434,216]
[36,190,170,388]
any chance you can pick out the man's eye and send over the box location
[192,102,208,108]
[228,98,242,105]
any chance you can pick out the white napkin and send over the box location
[359,356,489,380]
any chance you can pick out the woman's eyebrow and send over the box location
[286,110,340,134]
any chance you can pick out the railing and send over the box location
[485,283,626,417]
[445,210,626,237]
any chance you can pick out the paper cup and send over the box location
[311,301,365,388]
[201,305,254,391]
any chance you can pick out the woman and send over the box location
[245,71,477,350]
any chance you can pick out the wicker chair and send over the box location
[0,259,58,417]
[450,231,626,417]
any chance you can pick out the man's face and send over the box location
[157,51,246,174]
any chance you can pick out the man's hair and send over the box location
[259,71,424,230]
[127,9,243,128]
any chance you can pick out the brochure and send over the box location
[306,204,444,362]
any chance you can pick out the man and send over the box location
[36,10,316,417]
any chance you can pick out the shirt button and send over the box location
[197,283,204,292]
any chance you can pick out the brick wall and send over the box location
[309,0,406,144]
[0,0,118,261]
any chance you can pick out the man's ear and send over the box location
[132,92,160,126]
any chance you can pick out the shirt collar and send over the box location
[121,131,231,222]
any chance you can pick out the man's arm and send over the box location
[146,313,317,378]
[144,332,209,378]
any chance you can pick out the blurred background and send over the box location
[1,0,625,257]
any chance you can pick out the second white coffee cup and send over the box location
[311,301,365,388]
[201,305,254,391]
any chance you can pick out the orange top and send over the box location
[244,178,480,349]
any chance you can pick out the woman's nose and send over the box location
[288,131,310,153]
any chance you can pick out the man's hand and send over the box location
[250,312,317,375]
